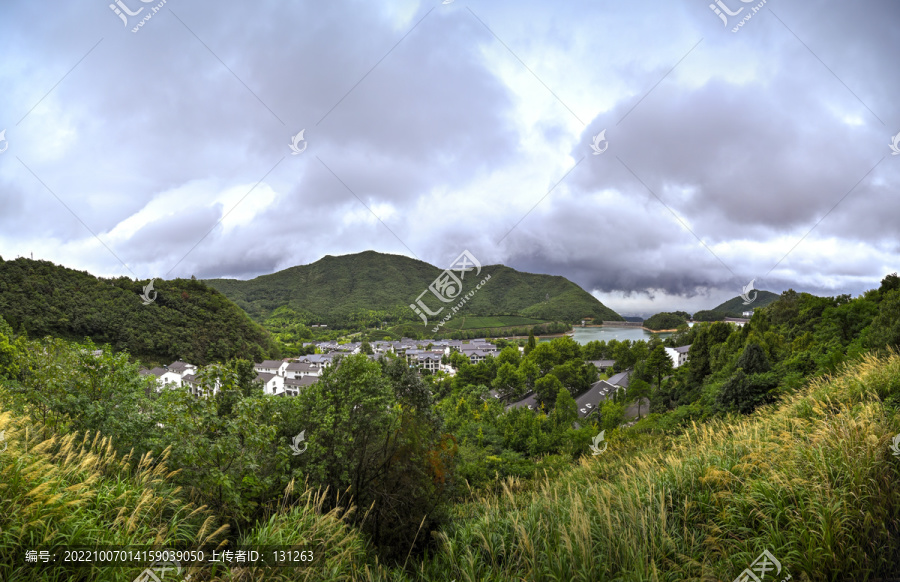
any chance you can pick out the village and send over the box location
[140,335,696,421]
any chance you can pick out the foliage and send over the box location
[642,311,689,330]
[0,258,279,365]
[204,251,622,331]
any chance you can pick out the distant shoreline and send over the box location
[597,324,678,333]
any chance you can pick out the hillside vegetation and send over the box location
[643,311,690,330]
[693,289,780,321]
[0,257,279,365]
[205,251,622,329]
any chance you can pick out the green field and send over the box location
[457,315,547,330]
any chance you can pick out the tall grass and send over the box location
[397,352,900,581]
[0,407,227,582]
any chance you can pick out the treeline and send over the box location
[642,310,690,330]
[0,258,280,366]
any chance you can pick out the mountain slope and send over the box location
[693,290,780,320]
[0,257,279,365]
[205,251,622,327]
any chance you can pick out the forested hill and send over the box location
[0,257,279,365]
[205,251,622,327]
[693,289,781,320]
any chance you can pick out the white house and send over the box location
[724,317,750,327]
[145,361,198,391]
[285,361,320,379]
[664,345,691,368]
[255,372,285,396]
[255,360,289,376]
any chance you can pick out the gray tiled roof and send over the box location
[256,360,283,368]
[506,391,540,412]
[608,370,631,388]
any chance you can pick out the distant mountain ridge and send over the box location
[693,290,780,321]
[205,251,622,327]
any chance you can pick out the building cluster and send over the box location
[141,337,502,398]
[497,344,693,420]
[500,367,635,419]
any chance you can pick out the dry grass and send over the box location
[398,352,900,581]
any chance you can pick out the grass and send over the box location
[457,316,547,331]
[385,351,900,581]
[0,410,227,582]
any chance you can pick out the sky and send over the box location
[1,0,898,317]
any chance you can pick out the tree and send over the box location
[361,340,374,355]
[599,399,625,430]
[295,354,449,556]
[493,362,525,400]
[228,358,261,397]
[535,374,564,409]
[551,388,578,429]
[645,344,674,390]
[867,289,900,350]
[736,343,770,375]
[626,377,651,419]
[524,330,537,356]
[496,345,522,368]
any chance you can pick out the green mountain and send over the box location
[205,251,622,328]
[0,257,279,365]
[693,290,780,321]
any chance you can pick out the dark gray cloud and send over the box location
[0,0,898,315]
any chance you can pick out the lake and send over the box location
[541,326,674,345]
